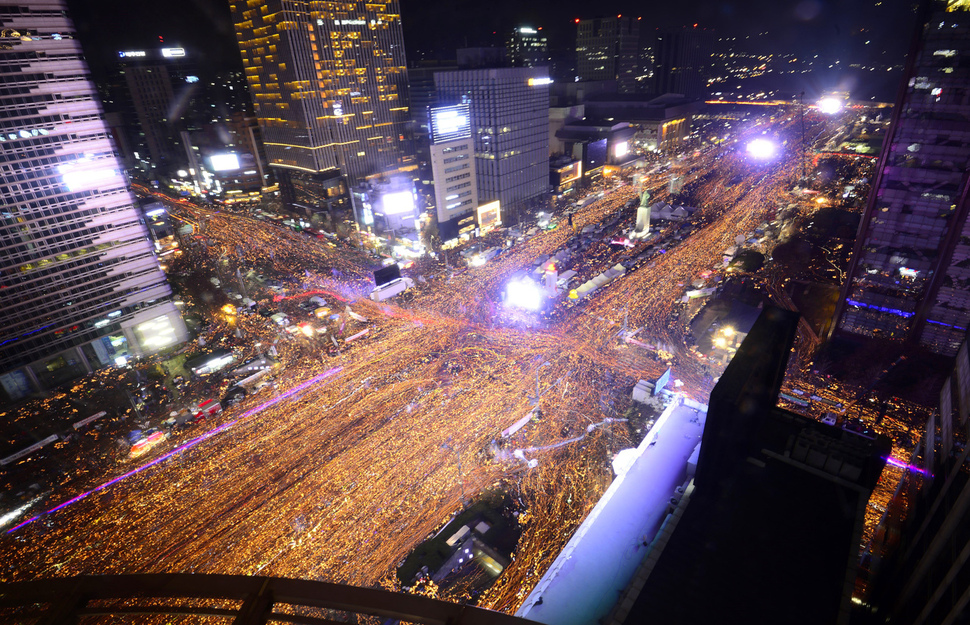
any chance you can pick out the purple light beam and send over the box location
[884,455,932,477]
[6,366,342,534]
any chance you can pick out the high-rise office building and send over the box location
[652,26,714,99]
[834,0,970,356]
[434,67,550,223]
[0,1,188,402]
[109,47,200,172]
[209,69,254,118]
[576,16,640,93]
[428,103,479,240]
[507,26,549,69]
[228,0,411,217]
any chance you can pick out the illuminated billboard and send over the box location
[528,76,553,86]
[207,153,241,172]
[118,50,146,58]
[613,140,629,159]
[161,47,185,58]
[133,314,182,352]
[478,200,501,233]
[429,104,471,144]
[382,190,415,216]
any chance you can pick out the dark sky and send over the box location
[65,0,917,82]
[404,0,914,55]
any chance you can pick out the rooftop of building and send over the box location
[622,306,890,625]
[555,119,635,143]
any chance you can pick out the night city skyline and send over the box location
[2,0,970,624]
[65,0,918,95]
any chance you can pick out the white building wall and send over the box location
[430,139,478,225]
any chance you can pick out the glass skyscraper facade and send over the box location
[0,0,187,401]
[228,0,411,187]
[434,67,550,223]
[835,0,970,356]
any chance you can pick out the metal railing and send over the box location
[0,574,538,625]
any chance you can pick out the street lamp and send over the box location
[441,438,466,506]
[799,91,807,180]
[534,361,552,404]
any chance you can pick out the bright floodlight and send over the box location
[818,97,843,115]
[507,279,542,311]
[746,138,777,160]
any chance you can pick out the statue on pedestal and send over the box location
[630,189,652,239]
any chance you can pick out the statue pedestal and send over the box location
[630,204,651,239]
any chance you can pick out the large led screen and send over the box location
[429,104,471,144]
[208,153,241,172]
[382,190,415,216]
